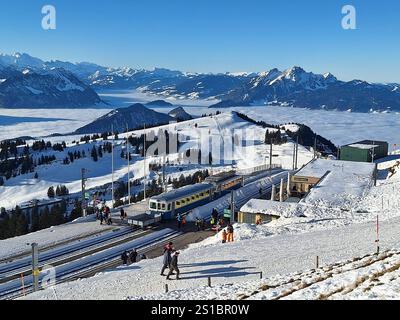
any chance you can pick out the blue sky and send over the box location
[0,0,399,82]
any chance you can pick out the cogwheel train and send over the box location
[148,171,244,220]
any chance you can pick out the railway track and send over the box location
[0,227,149,284]
[0,228,182,300]
[0,227,135,278]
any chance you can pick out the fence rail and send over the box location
[237,164,282,176]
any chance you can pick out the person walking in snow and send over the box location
[166,251,180,280]
[121,250,129,265]
[221,229,227,244]
[164,241,174,252]
[130,249,138,263]
[120,208,125,221]
[160,246,173,276]
[227,224,234,242]
[99,211,104,225]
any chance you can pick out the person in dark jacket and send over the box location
[160,247,172,276]
[120,208,125,221]
[166,251,180,280]
[177,213,183,229]
[130,249,138,263]
[195,218,201,231]
[121,250,129,265]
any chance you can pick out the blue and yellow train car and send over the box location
[149,183,214,220]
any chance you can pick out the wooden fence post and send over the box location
[165,284,169,293]
[316,256,320,269]
[259,271,263,279]
[208,277,211,287]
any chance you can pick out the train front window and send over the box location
[161,203,166,210]
[150,202,157,210]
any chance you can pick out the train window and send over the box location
[186,198,190,202]
[200,192,204,197]
[181,199,185,205]
[150,202,157,209]
[196,194,200,199]
[168,204,171,211]
[191,196,195,200]
[157,203,161,210]
[161,203,166,210]
[176,201,180,206]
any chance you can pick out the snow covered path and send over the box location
[25,215,400,300]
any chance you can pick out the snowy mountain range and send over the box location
[0,53,103,108]
[1,52,400,112]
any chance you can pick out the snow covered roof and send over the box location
[295,159,375,179]
[298,159,376,208]
[240,199,299,218]
[347,143,379,150]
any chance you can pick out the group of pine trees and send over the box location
[0,201,67,240]
[0,139,25,161]
[90,142,113,162]
[47,185,69,198]
[63,150,86,164]
[265,129,287,145]
[200,111,221,117]
[0,137,68,183]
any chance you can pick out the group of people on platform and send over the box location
[121,248,147,265]
[95,204,112,225]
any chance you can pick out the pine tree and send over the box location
[14,207,28,236]
[31,206,40,232]
[91,146,98,162]
[47,186,55,198]
[39,206,51,229]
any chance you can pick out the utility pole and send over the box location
[111,125,115,208]
[271,184,276,201]
[162,154,166,192]
[292,142,296,170]
[31,243,39,292]
[230,191,235,223]
[81,168,87,217]
[371,141,376,163]
[287,172,291,198]
[269,143,273,175]
[314,135,317,159]
[295,136,299,170]
[279,178,284,202]
[126,124,131,205]
[143,123,147,201]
